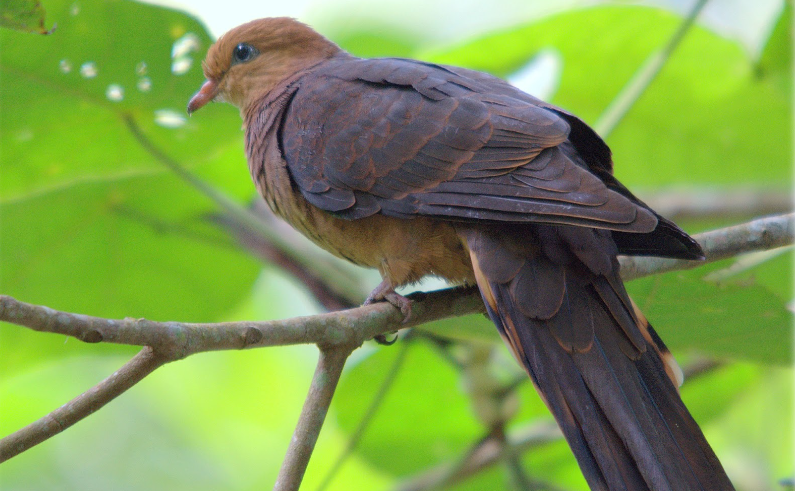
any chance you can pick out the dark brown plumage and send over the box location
[189,17,734,490]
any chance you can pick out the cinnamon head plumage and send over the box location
[189,18,339,115]
[189,17,734,491]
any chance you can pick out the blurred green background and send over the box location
[0,0,792,490]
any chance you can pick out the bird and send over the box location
[188,17,734,490]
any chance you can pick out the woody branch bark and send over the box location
[620,212,794,280]
[0,213,792,465]
[0,347,166,462]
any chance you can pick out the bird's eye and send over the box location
[232,43,258,64]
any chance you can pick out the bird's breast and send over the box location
[259,154,474,287]
[244,87,474,287]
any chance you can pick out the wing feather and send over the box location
[279,56,669,237]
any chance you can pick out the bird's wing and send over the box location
[281,57,648,228]
[279,56,701,258]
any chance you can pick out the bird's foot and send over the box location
[365,279,412,323]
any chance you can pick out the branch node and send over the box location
[243,326,264,346]
[80,329,104,343]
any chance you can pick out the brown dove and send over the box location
[188,17,734,490]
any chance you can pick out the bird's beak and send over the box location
[187,80,219,114]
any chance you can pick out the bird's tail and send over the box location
[459,225,734,491]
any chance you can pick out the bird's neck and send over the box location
[238,51,350,119]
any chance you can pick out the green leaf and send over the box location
[424,6,791,187]
[1,0,53,34]
[334,341,482,475]
[680,363,766,423]
[703,367,793,489]
[0,0,247,198]
[419,313,500,343]
[1,174,259,321]
[758,2,791,88]
[628,260,793,364]
[0,0,260,321]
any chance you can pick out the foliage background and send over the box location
[0,0,792,490]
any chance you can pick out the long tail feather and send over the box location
[460,225,733,491]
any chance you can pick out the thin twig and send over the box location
[210,200,360,310]
[638,187,792,220]
[681,357,724,381]
[395,421,563,491]
[594,0,710,137]
[316,335,413,491]
[274,345,354,491]
[0,347,167,462]
[0,214,790,466]
[502,436,536,491]
[620,212,795,281]
[502,439,569,491]
[3,215,788,354]
[121,113,370,304]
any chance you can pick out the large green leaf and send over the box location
[1,0,244,196]
[334,340,483,475]
[0,0,260,321]
[628,256,793,364]
[1,174,257,320]
[425,6,790,186]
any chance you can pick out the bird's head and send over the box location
[187,17,340,116]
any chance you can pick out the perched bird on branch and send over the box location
[189,17,734,490]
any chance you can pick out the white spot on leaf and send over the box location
[137,77,152,92]
[171,56,193,75]
[171,33,200,59]
[154,109,186,128]
[79,61,97,78]
[16,129,34,142]
[169,32,200,75]
[106,84,124,102]
[59,59,72,74]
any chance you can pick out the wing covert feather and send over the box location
[279,56,657,233]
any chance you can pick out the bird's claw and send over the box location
[365,280,413,324]
[373,332,399,345]
[382,290,412,322]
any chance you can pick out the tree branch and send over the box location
[637,187,792,220]
[275,345,354,491]
[4,215,788,355]
[394,421,563,491]
[315,335,413,491]
[0,213,791,469]
[620,212,794,281]
[0,287,483,358]
[0,347,167,462]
